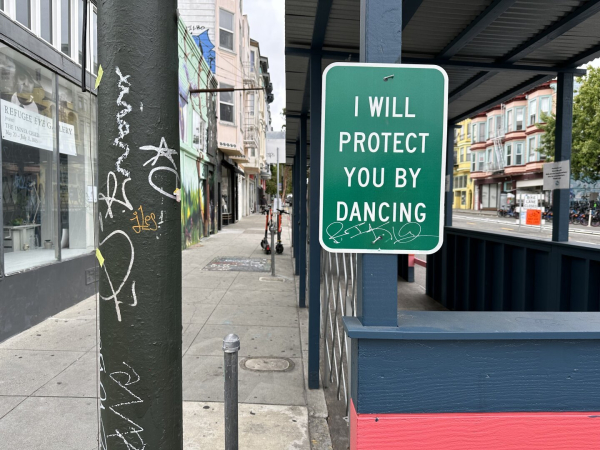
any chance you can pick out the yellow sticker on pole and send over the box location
[95,65,104,90]
[96,248,105,267]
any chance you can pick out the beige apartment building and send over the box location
[179,0,274,224]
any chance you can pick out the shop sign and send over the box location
[543,160,570,190]
[522,194,538,209]
[526,209,541,226]
[319,63,448,254]
[1,99,77,156]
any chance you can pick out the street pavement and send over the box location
[0,212,329,449]
[452,210,600,246]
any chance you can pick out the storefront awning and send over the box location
[517,179,544,188]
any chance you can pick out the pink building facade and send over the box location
[470,82,555,210]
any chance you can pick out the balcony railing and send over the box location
[244,124,259,148]
[243,62,257,85]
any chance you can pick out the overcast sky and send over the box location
[244,0,286,132]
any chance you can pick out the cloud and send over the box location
[243,0,286,132]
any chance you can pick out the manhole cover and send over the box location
[241,357,295,372]
[259,276,286,282]
[204,257,270,272]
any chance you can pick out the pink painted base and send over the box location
[350,400,600,450]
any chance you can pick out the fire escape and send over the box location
[488,104,506,173]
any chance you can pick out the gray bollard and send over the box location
[223,334,240,450]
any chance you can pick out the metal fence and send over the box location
[320,250,357,418]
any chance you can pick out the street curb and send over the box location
[294,254,333,450]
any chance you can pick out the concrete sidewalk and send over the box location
[0,213,330,449]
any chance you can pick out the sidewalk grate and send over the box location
[203,257,271,272]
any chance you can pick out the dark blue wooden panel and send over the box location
[355,337,600,414]
[429,228,600,312]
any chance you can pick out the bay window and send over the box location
[515,107,524,131]
[529,98,537,125]
[220,84,234,123]
[507,109,513,133]
[488,117,493,139]
[219,9,234,51]
[540,96,551,118]
[528,136,538,162]
[515,142,523,165]
[496,115,503,136]
[505,143,512,166]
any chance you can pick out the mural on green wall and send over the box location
[178,17,215,249]
[181,155,205,249]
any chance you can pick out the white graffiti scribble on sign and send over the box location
[114,67,133,177]
[139,137,180,200]
[99,230,137,322]
[99,171,134,219]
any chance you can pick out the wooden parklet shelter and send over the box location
[285,1,600,448]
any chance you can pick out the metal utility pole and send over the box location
[98,1,183,448]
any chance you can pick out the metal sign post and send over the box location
[319,64,448,254]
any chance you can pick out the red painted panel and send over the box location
[351,402,600,450]
[414,258,426,268]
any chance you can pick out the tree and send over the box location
[265,164,292,199]
[539,66,600,181]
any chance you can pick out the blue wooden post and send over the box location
[308,52,322,389]
[553,72,573,243]
[293,143,300,273]
[445,123,455,227]
[299,115,308,307]
[355,0,402,329]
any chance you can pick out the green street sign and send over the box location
[319,63,448,254]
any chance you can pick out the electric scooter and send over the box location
[260,204,272,254]
[275,209,289,254]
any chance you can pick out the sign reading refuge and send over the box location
[319,63,448,254]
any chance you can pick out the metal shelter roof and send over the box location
[284,0,600,158]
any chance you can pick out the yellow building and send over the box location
[453,119,474,209]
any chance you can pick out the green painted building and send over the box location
[177,18,218,249]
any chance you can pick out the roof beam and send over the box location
[285,47,359,60]
[503,0,600,64]
[402,57,586,75]
[447,0,600,101]
[564,42,600,68]
[402,0,424,30]
[311,0,334,50]
[437,0,518,59]
[452,75,552,124]
[449,72,496,102]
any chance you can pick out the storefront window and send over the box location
[58,77,97,261]
[1,47,97,275]
[40,0,53,44]
[221,166,231,213]
[16,0,31,29]
[1,48,57,274]
[61,0,71,56]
